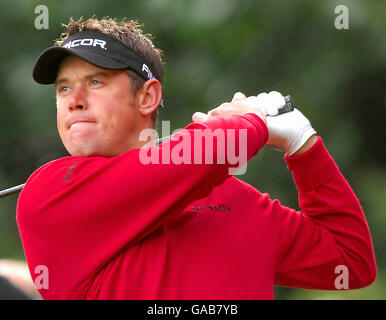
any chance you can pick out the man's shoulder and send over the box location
[21,156,95,195]
[27,156,80,179]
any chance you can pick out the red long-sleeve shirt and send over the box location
[16,113,376,299]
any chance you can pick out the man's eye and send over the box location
[91,80,102,86]
[59,86,70,93]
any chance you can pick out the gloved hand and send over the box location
[255,91,317,156]
[192,92,266,124]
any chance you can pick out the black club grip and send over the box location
[277,95,295,115]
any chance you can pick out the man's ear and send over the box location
[137,79,162,117]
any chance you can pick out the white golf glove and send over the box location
[253,91,317,156]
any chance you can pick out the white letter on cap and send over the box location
[93,39,107,50]
[142,64,154,79]
[81,39,93,46]
[71,39,81,47]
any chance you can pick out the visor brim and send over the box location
[33,46,128,84]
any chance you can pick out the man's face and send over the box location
[56,55,143,157]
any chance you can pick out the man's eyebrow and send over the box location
[55,72,110,86]
[55,77,68,86]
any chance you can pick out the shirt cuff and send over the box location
[241,113,269,151]
[284,136,339,192]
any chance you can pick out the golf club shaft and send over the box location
[0,184,26,198]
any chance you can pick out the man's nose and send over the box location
[67,86,88,112]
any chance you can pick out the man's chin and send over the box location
[64,141,133,158]
[67,146,122,158]
[66,145,102,158]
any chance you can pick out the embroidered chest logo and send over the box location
[191,204,230,214]
[63,161,80,183]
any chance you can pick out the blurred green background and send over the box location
[0,0,384,299]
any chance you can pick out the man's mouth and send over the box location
[69,120,96,129]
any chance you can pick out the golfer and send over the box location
[16,17,376,299]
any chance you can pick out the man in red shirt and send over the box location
[16,17,376,299]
